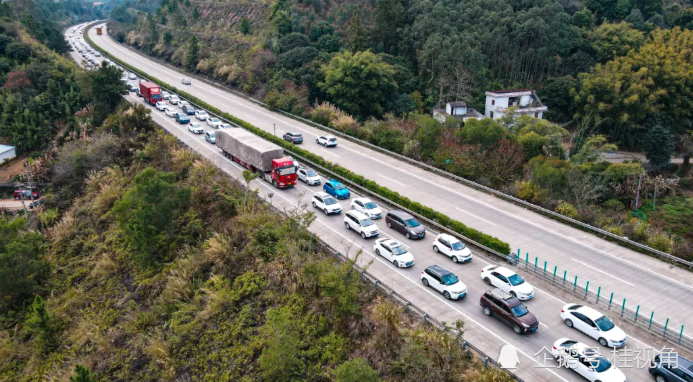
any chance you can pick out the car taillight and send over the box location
[553,346,557,350]
[561,309,564,313]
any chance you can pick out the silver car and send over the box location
[181,78,192,85]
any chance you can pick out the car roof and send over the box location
[315,192,333,199]
[570,305,604,320]
[328,179,342,185]
[347,210,369,220]
[353,197,372,203]
[389,210,414,219]
[426,265,454,277]
[494,266,516,277]
[378,238,403,248]
[325,134,336,138]
[437,233,460,242]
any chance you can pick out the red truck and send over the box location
[216,129,297,189]
[14,189,40,200]
[139,82,162,106]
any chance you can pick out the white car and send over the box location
[432,233,472,263]
[168,95,180,105]
[188,122,204,134]
[298,167,321,185]
[94,52,101,57]
[221,123,233,129]
[551,338,627,382]
[195,110,209,121]
[177,100,189,108]
[344,210,379,239]
[350,198,382,219]
[181,78,192,85]
[162,91,171,100]
[480,265,534,300]
[560,304,627,348]
[316,135,337,147]
[128,73,136,80]
[373,238,414,268]
[421,265,467,300]
[155,102,168,111]
[165,108,178,118]
[311,192,341,215]
[207,117,222,128]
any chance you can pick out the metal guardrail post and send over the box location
[584,281,589,300]
[484,357,489,369]
[635,306,640,323]
[664,318,669,339]
[649,312,654,330]
[405,302,410,312]
[525,253,529,270]
[608,293,614,310]
[596,287,601,304]
[563,270,567,286]
[423,313,428,323]
[543,261,547,274]
[573,276,578,292]
[462,341,468,350]
[621,298,626,318]
[680,326,684,344]
[553,266,557,284]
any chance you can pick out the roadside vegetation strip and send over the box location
[84,25,511,255]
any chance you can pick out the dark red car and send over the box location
[13,189,40,200]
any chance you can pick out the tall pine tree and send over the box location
[185,35,199,71]
[347,8,368,53]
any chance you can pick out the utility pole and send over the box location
[634,173,643,210]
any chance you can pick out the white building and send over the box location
[433,101,483,124]
[0,145,16,163]
[485,89,547,120]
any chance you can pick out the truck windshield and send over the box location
[277,166,296,176]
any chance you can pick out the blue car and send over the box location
[175,113,190,123]
[323,179,350,199]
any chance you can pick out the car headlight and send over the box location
[522,322,530,328]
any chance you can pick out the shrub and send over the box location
[555,201,578,219]
[311,101,339,126]
[602,198,625,211]
[606,226,624,236]
[516,181,542,204]
[647,230,674,252]
[336,358,381,382]
[331,112,359,132]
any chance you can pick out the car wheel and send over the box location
[422,278,429,286]
[483,307,492,316]
[324,208,329,215]
[513,325,522,335]
[655,375,667,382]
[375,249,380,256]
[510,291,517,298]
[393,260,399,267]
[405,232,411,239]
[387,221,392,228]
[14,196,19,200]
[444,291,451,300]
[361,232,366,239]
[452,256,459,263]
[565,319,573,328]
[433,245,439,253]
[272,180,277,187]
[316,139,319,143]
[484,277,491,285]
[324,142,327,147]
[599,338,608,347]
[345,222,350,230]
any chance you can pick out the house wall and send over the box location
[0,148,16,163]
[485,96,509,117]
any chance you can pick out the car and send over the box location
[187,122,204,133]
[480,288,538,334]
[221,123,233,129]
[551,338,627,382]
[421,265,467,300]
[373,238,414,268]
[94,52,101,57]
[182,105,196,115]
[480,265,534,300]
[283,132,303,144]
[316,135,338,147]
[169,95,181,105]
[560,304,627,348]
[205,131,216,144]
[162,91,171,100]
[350,198,382,219]
[311,192,341,215]
[433,233,472,263]
[165,108,178,117]
[13,189,40,200]
[29,199,45,209]
[181,78,192,85]
[178,100,190,108]
[156,101,168,111]
[323,179,350,199]
[195,110,209,121]
[207,117,222,128]
[649,353,693,382]
[344,210,379,239]
[128,73,137,80]
[129,82,138,92]
[297,167,321,186]
[176,113,190,124]
[385,210,426,239]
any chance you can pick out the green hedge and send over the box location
[85,27,511,255]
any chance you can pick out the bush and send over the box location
[606,226,624,236]
[278,32,311,53]
[647,231,674,252]
[555,201,578,219]
[310,101,339,126]
[336,358,381,382]
[602,198,625,211]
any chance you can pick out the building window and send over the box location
[491,100,495,106]
[534,113,538,118]
[489,111,494,118]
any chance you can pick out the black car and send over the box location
[649,353,693,382]
[385,210,426,239]
[29,199,45,209]
[283,132,303,144]
[183,104,196,115]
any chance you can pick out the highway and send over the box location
[68,23,691,382]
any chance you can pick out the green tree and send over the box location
[185,35,199,71]
[112,167,191,266]
[278,32,310,53]
[319,50,397,118]
[0,217,48,313]
[373,0,405,54]
[69,365,97,382]
[589,21,645,63]
[316,34,341,53]
[269,0,291,36]
[336,358,381,382]
[240,16,251,35]
[573,9,596,29]
[277,46,319,70]
[571,135,618,163]
[347,8,368,53]
[538,76,577,123]
[29,295,59,351]
[163,31,172,45]
[646,125,674,168]
[6,42,31,62]
[462,118,506,148]
[259,306,304,381]
[81,64,128,125]
[192,7,199,19]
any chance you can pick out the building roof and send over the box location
[487,88,534,95]
[0,145,15,154]
[448,101,467,107]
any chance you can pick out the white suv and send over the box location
[480,265,534,300]
[316,135,338,147]
[195,110,209,121]
[311,192,341,215]
[187,122,204,134]
[560,304,627,348]
[155,101,168,111]
[373,238,414,268]
[344,210,379,239]
[421,265,467,300]
[350,198,382,219]
[169,95,181,105]
[432,234,472,263]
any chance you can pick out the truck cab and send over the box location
[270,157,297,188]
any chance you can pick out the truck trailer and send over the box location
[139,82,163,106]
[95,27,103,35]
[216,129,297,188]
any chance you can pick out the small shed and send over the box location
[0,145,16,163]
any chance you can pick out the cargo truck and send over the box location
[139,82,163,106]
[216,129,297,189]
[96,27,103,35]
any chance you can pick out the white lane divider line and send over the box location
[244,114,258,121]
[377,173,405,187]
[455,207,497,226]
[571,259,635,287]
[321,148,341,157]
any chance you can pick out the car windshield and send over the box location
[510,304,529,317]
[199,112,207,115]
[587,356,612,373]
[451,241,465,250]
[508,274,525,286]
[360,219,374,227]
[305,170,318,177]
[211,118,219,122]
[364,202,377,209]
[391,245,408,255]
[208,133,215,138]
[277,166,296,176]
[334,183,346,190]
[329,138,337,142]
[190,123,200,127]
[441,273,459,285]
[324,197,337,205]
[595,316,615,332]
[405,218,420,227]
